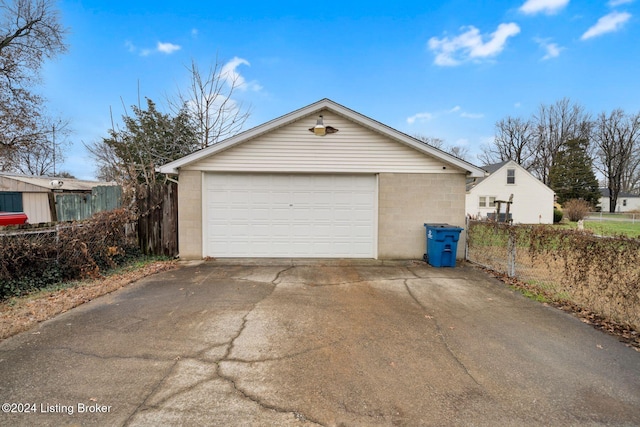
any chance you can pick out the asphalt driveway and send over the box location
[1,260,639,426]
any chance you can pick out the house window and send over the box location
[479,196,496,208]
[623,199,627,207]
[507,169,515,184]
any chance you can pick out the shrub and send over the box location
[0,209,140,300]
[553,209,564,223]
[467,220,640,332]
[563,199,591,222]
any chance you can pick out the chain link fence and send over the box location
[0,209,139,299]
[466,219,640,331]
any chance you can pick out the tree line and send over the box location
[479,98,640,213]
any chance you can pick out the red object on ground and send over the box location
[0,212,28,226]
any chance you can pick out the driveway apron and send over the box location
[0,260,639,426]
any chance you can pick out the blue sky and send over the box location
[41,0,639,180]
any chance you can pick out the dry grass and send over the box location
[0,260,177,341]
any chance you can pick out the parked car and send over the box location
[0,212,28,226]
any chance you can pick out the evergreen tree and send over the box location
[549,139,600,207]
[88,98,199,185]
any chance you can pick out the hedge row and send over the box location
[0,209,140,300]
[467,221,640,331]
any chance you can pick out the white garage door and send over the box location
[204,174,376,258]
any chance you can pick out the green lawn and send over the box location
[562,220,640,238]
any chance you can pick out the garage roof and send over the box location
[157,98,486,178]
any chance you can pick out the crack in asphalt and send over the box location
[124,265,322,425]
[402,278,481,387]
[224,337,347,364]
[299,276,417,288]
[122,358,184,427]
[213,265,324,425]
[271,265,295,285]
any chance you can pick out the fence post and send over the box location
[507,229,516,277]
[465,216,470,261]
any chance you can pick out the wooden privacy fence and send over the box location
[55,185,123,222]
[137,183,178,257]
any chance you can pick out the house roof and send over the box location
[0,172,115,192]
[157,98,486,178]
[599,188,640,198]
[465,160,509,191]
[466,159,554,194]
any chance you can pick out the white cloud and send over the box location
[581,11,631,40]
[221,57,262,91]
[407,106,483,124]
[428,23,520,66]
[542,42,562,59]
[461,112,485,119]
[126,40,182,56]
[520,0,570,15]
[407,112,433,124]
[608,0,633,6]
[157,42,181,54]
[191,28,199,38]
[535,37,563,60]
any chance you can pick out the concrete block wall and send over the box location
[177,170,203,259]
[378,173,466,259]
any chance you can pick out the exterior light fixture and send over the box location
[309,115,338,136]
[314,115,326,136]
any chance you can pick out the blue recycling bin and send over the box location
[423,224,463,267]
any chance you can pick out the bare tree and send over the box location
[479,116,535,168]
[592,109,640,212]
[0,0,66,70]
[413,135,444,148]
[623,150,640,194]
[11,118,69,175]
[168,58,250,149]
[413,134,470,161]
[531,98,591,184]
[447,145,470,161]
[0,0,67,168]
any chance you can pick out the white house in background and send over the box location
[599,188,640,212]
[466,160,555,224]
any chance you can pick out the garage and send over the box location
[204,173,376,258]
[157,99,485,260]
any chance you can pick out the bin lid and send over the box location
[424,223,463,230]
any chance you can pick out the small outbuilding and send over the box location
[0,173,120,223]
[158,99,485,260]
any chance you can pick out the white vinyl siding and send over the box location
[186,111,452,174]
[22,193,52,223]
[203,173,376,258]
